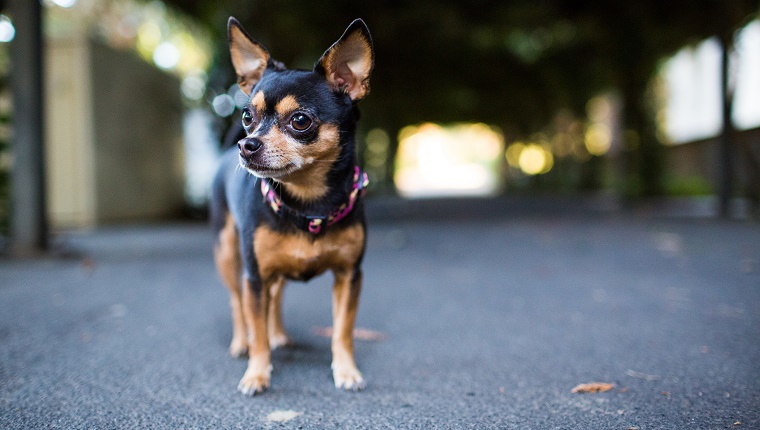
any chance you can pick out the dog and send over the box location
[210,17,374,395]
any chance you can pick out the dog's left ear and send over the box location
[315,19,374,101]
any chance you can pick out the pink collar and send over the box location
[261,166,369,234]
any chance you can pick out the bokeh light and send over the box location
[0,15,15,43]
[181,74,207,100]
[364,128,391,182]
[584,123,611,156]
[136,21,163,60]
[395,123,504,198]
[153,41,180,70]
[506,140,554,175]
[212,94,236,117]
[50,0,77,8]
[506,142,526,168]
[228,85,248,109]
[55,2,215,88]
[518,144,553,175]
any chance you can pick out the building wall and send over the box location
[45,35,185,227]
[45,34,97,227]
[665,127,760,194]
[90,41,185,223]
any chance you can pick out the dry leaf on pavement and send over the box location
[571,382,615,393]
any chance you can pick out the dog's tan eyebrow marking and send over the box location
[251,91,266,113]
[275,95,300,117]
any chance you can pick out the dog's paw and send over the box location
[269,332,290,350]
[229,337,248,358]
[332,364,365,391]
[237,365,272,396]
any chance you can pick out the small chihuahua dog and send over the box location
[210,17,374,395]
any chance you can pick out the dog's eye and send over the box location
[289,113,312,131]
[242,109,254,127]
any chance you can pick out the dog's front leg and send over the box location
[331,267,365,390]
[268,276,290,350]
[238,276,271,395]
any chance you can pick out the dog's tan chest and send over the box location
[254,224,364,281]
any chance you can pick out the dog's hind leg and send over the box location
[214,214,248,358]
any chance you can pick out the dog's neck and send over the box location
[261,146,367,235]
[277,165,333,202]
[271,143,357,214]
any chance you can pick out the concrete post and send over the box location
[10,0,48,255]
[718,35,734,218]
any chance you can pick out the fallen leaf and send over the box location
[312,326,333,337]
[312,326,387,341]
[354,328,388,341]
[265,410,302,423]
[81,257,96,272]
[571,382,615,393]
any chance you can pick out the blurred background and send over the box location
[1,0,759,250]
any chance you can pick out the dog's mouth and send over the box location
[239,158,298,179]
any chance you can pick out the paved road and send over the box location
[1,204,759,428]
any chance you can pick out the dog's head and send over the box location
[228,18,374,193]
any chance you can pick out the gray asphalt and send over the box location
[1,200,759,429]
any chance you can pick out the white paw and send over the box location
[229,337,248,358]
[269,333,290,350]
[332,364,365,391]
[237,364,272,396]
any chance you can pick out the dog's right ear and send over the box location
[228,17,270,95]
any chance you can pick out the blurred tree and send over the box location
[164,0,759,196]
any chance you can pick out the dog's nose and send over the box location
[237,138,262,158]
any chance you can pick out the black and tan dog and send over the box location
[210,17,373,395]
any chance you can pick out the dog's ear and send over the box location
[228,17,270,95]
[315,19,374,101]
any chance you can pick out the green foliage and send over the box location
[0,141,7,236]
[663,175,714,197]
